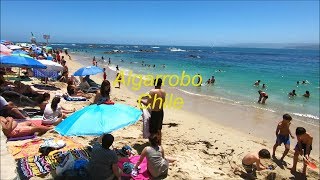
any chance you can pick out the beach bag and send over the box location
[56,152,75,176]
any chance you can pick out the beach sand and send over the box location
[1,53,319,179]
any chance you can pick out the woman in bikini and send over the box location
[0,116,52,138]
[93,80,111,104]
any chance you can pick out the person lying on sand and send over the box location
[0,116,52,138]
[87,134,122,180]
[12,80,45,97]
[242,149,271,177]
[67,80,91,98]
[0,96,28,119]
[272,114,294,161]
[43,96,74,126]
[291,127,313,175]
[134,133,176,179]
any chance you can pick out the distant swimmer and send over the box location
[116,65,119,71]
[108,58,111,65]
[210,76,215,84]
[254,80,261,86]
[153,64,155,68]
[262,84,266,89]
[302,80,309,84]
[303,91,310,98]
[162,64,166,68]
[218,69,221,72]
[288,90,297,96]
[101,56,104,60]
[120,59,124,62]
[258,90,268,104]
[206,79,211,85]
[297,81,299,85]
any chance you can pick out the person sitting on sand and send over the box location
[43,96,74,125]
[291,127,313,175]
[258,90,268,104]
[59,60,69,82]
[1,116,52,138]
[272,114,294,161]
[303,91,310,98]
[35,92,51,114]
[87,134,122,180]
[67,80,90,98]
[288,90,297,96]
[0,96,28,119]
[242,149,271,176]
[77,78,91,91]
[254,80,261,86]
[134,133,176,179]
[93,80,111,104]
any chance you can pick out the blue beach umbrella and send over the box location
[55,104,142,136]
[0,54,47,69]
[73,66,103,76]
[12,50,28,55]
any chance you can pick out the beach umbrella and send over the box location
[12,50,28,55]
[7,45,22,50]
[45,46,53,51]
[73,66,103,76]
[0,54,47,69]
[38,60,63,71]
[55,104,142,136]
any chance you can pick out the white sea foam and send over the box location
[152,47,160,49]
[169,47,186,52]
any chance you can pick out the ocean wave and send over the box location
[51,43,66,45]
[169,47,186,52]
[292,113,319,120]
[152,47,160,49]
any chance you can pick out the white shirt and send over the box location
[43,103,62,124]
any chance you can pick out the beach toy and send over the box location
[304,157,317,170]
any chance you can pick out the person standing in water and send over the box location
[108,58,111,65]
[289,90,297,96]
[258,90,268,104]
[303,91,310,98]
[197,74,202,86]
[210,76,215,84]
[254,80,261,86]
[262,84,266,89]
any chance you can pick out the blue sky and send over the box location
[1,1,319,46]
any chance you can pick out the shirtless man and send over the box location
[141,78,166,137]
[0,116,52,138]
[258,90,268,104]
[291,127,313,175]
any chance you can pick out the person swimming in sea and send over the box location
[254,80,261,86]
[289,90,297,96]
[210,76,215,84]
[206,79,211,85]
[262,84,266,89]
[303,91,310,98]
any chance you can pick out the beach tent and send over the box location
[0,54,46,69]
[37,60,63,71]
[73,66,103,76]
[55,104,142,136]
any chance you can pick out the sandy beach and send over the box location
[1,52,319,180]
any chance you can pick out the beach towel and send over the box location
[118,155,150,180]
[7,136,83,159]
[142,108,151,139]
[16,148,90,179]
[63,94,86,101]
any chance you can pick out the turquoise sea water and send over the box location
[53,44,320,122]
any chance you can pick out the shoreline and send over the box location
[72,53,320,158]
